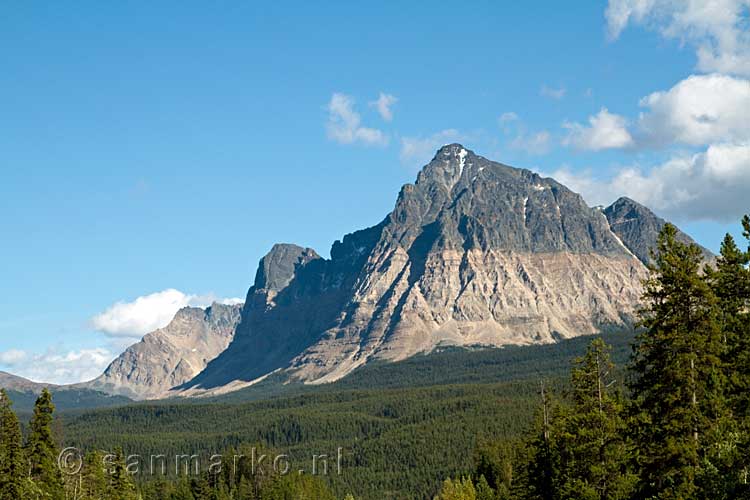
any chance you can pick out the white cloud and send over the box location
[90,289,242,340]
[400,129,465,167]
[637,73,750,146]
[540,85,567,99]
[510,130,552,155]
[326,93,388,146]
[0,349,28,365]
[606,0,750,76]
[18,348,115,385]
[561,75,750,150]
[369,92,398,122]
[548,141,750,221]
[563,108,634,151]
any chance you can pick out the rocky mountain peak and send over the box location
[392,146,629,256]
[86,302,243,399]
[93,146,713,398]
[416,143,473,188]
[603,196,714,266]
[253,243,321,293]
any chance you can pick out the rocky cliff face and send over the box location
[603,196,714,266]
[178,145,671,394]
[87,302,241,399]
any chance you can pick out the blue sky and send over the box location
[1,1,749,383]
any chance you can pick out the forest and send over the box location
[1,216,748,499]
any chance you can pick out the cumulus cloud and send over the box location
[606,0,750,76]
[563,108,634,151]
[637,73,750,146]
[0,349,28,365]
[562,75,749,150]
[540,85,566,99]
[369,92,398,122]
[90,289,242,340]
[399,129,465,167]
[326,93,388,146]
[549,142,750,221]
[9,348,115,385]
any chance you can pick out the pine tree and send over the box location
[81,450,108,500]
[473,439,515,493]
[629,223,727,499]
[107,447,137,500]
[555,338,635,500]
[0,389,31,497]
[475,475,495,500]
[519,382,562,500]
[27,388,65,499]
[434,477,477,500]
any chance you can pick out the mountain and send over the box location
[178,145,665,395]
[85,302,242,399]
[0,371,54,392]
[603,196,715,266]
[0,371,131,412]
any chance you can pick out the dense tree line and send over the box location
[0,387,66,498]
[436,217,750,500]
[0,388,351,499]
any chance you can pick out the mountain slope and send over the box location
[604,196,714,266]
[0,371,51,392]
[0,371,131,412]
[85,302,242,399]
[179,145,651,394]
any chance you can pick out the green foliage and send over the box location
[434,477,477,500]
[59,331,634,499]
[28,387,65,499]
[81,450,109,500]
[628,223,727,499]
[0,389,31,497]
[554,339,635,499]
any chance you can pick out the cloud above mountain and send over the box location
[550,141,750,221]
[563,108,634,151]
[0,347,114,385]
[90,289,242,340]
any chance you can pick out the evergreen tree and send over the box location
[27,388,65,499]
[0,389,31,497]
[473,439,516,494]
[629,223,727,499]
[518,382,562,500]
[434,477,477,500]
[555,338,635,500]
[107,447,138,500]
[475,475,495,500]
[81,450,109,500]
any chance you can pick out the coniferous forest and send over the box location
[1,216,749,499]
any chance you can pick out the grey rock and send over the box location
[178,145,667,394]
[86,302,242,399]
[603,196,714,266]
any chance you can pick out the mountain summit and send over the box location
[177,145,669,395]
